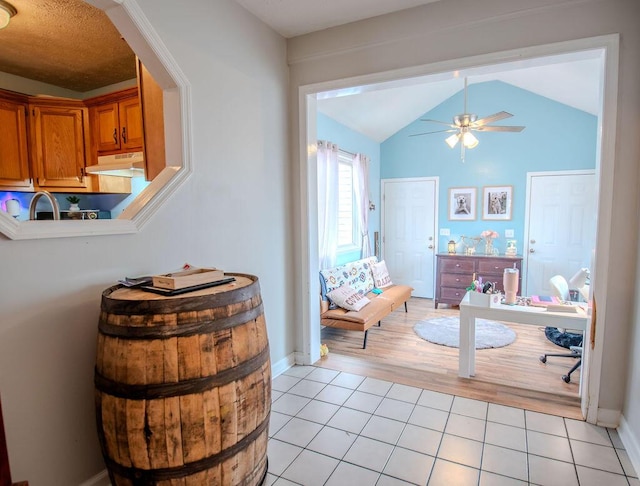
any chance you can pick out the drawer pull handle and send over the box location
[494,266,499,269]
[455,264,460,267]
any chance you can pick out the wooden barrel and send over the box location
[94,274,271,485]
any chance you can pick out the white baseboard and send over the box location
[618,415,640,477]
[79,469,110,486]
[597,407,622,428]
[271,352,296,378]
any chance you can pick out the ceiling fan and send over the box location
[410,77,525,161]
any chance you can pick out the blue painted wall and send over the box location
[318,81,597,261]
[381,81,597,254]
[317,112,381,265]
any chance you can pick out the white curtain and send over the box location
[353,153,372,258]
[317,141,339,269]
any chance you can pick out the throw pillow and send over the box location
[327,285,371,312]
[372,260,393,288]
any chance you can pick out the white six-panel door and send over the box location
[381,177,438,298]
[524,170,597,296]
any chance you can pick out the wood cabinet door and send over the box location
[138,60,166,181]
[0,98,32,188]
[30,105,88,188]
[118,97,143,151]
[93,102,120,153]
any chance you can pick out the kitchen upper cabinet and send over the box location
[29,99,90,189]
[138,60,166,181]
[86,87,143,160]
[0,92,32,189]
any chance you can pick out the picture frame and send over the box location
[482,185,513,220]
[448,187,477,220]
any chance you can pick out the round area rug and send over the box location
[414,316,516,349]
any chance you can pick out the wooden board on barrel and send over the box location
[94,274,271,485]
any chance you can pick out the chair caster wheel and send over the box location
[540,356,547,363]
[562,375,571,383]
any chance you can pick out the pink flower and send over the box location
[480,230,499,239]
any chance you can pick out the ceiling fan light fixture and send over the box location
[462,131,479,148]
[0,0,17,30]
[445,133,460,148]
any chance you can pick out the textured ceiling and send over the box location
[0,0,135,93]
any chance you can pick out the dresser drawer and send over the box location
[441,273,470,288]
[477,259,514,276]
[439,258,475,274]
[440,287,467,302]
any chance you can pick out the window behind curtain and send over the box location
[337,152,359,251]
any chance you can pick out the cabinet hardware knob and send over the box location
[113,128,118,144]
[122,126,127,143]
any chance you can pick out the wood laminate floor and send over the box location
[317,297,583,419]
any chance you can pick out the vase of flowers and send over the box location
[481,230,499,255]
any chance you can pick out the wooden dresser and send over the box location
[435,254,523,308]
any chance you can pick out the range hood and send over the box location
[85,152,145,177]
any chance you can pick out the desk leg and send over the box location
[459,306,476,377]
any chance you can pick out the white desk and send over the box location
[458,292,590,378]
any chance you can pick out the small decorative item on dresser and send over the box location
[448,240,456,254]
[505,239,517,257]
[480,230,499,255]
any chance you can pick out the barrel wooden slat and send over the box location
[163,337,179,383]
[164,397,184,468]
[202,389,221,457]
[126,340,147,385]
[99,394,119,464]
[180,394,206,463]
[95,274,270,485]
[126,399,151,469]
[146,400,169,469]
[115,397,132,468]
[146,339,164,384]
[178,335,201,381]
[199,333,217,378]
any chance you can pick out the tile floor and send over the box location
[266,365,638,486]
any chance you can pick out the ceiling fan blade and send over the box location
[410,129,458,137]
[474,125,525,132]
[471,111,513,126]
[420,118,457,128]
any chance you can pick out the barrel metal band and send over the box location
[104,412,270,482]
[98,304,263,339]
[95,345,270,399]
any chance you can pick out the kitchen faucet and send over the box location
[29,191,60,220]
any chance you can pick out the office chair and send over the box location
[539,274,583,383]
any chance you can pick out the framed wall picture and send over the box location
[482,185,513,220]
[448,187,477,220]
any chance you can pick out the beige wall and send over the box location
[0,1,292,485]
[288,0,640,430]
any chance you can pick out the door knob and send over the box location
[529,248,535,253]
[428,245,434,249]
[530,239,536,244]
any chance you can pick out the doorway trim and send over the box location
[297,34,619,424]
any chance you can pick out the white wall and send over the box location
[288,0,640,445]
[0,1,291,485]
